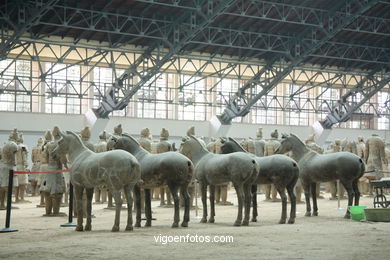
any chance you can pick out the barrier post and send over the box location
[61,182,76,227]
[0,169,18,233]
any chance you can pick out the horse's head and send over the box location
[53,130,76,155]
[220,137,243,154]
[110,133,140,154]
[179,135,206,159]
[275,133,294,154]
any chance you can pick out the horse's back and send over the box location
[139,152,193,184]
[302,152,363,182]
[197,152,257,184]
[71,149,140,188]
[256,155,299,184]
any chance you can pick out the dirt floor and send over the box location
[0,190,389,260]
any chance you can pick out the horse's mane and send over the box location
[65,130,89,150]
[228,137,246,152]
[122,133,141,146]
[290,133,306,147]
[189,135,208,152]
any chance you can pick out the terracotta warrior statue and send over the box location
[37,130,53,207]
[326,139,345,200]
[305,134,325,200]
[40,126,67,216]
[156,128,173,206]
[264,130,280,202]
[30,138,44,196]
[356,136,366,159]
[213,138,233,206]
[105,124,124,208]
[75,126,95,215]
[254,128,266,157]
[139,128,152,152]
[0,140,18,210]
[14,133,30,203]
[241,138,256,155]
[114,124,123,136]
[94,131,108,204]
[363,134,388,195]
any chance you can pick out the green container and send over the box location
[348,206,367,221]
[364,208,390,222]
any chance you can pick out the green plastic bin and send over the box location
[348,206,367,221]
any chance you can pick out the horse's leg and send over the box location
[208,185,215,223]
[311,183,318,216]
[74,184,84,231]
[123,183,134,231]
[303,182,311,217]
[180,184,190,227]
[286,183,297,224]
[352,179,360,206]
[111,189,123,232]
[168,183,180,228]
[340,180,354,219]
[242,183,252,226]
[134,184,141,227]
[276,185,287,224]
[233,182,244,226]
[251,184,258,222]
[84,188,94,231]
[144,189,152,227]
[200,182,208,223]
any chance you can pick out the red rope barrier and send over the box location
[13,170,70,174]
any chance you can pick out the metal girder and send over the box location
[1,2,388,66]
[135,0,390,36]
[320,70,390,129]
[0,0,58,60]
[94,0,236,118]
[218,0,382,125]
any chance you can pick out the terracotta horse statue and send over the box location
[220,137,299,224]
[179,136,259,226]
[276,134,365,218]
[54,130,141,232]
[109,134,193,228]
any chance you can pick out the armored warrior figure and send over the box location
[264,130,280,202]
[305,134,324,200]
[363,134,388,195]
[213,138,233,205]
[356,136,366,159]
[139,128,152,152]
[254,128,266,157]
[0,140,18,209]
[326,139,345,200]
[14,133,30,203]
[30,138,44,196]
[37,130,52,207]
[40,127,66,216]
[156,128,174,206]
[76,127,95,215]
[94,131,108,204]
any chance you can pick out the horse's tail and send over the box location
[187,160,194,181]
[131,161,142,182]
[358,158,365,178]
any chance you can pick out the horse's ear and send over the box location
[230,137,246,152]
[219,137,225,144]
[189,135,206,148]
[282,133,288,139]
[59,130,66,138]
[122,133,140,145]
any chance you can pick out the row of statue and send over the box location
[0,124,388,231]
